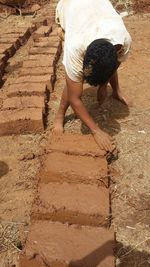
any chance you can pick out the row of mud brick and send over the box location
[0,23,62,136]
[20,134,115,267]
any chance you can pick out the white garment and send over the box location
[56,0,132,82]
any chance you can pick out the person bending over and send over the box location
[53,0,132,152]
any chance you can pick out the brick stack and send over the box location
[0,26,36,83]
[0,24,62,136]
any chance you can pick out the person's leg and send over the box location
[53,84,70,134]
[110,70,128,105]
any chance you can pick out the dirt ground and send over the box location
[0,2,150,267]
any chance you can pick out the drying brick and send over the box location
[6,83,48,97]
[32,182,110,227]
[0,108,44,136]
[20,221,115,267]
[0,37,20,49]
[2,33,26,45]
[4,27,31,40]
[29,47,58,56]
[11,75,55,91]
[33,25,52,40]
[20,66,54,76]
[2,96,45,111]
[23,57,55,68]
[34,36,58,44]
[39,152,108,187]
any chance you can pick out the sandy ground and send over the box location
[0,5,150,267]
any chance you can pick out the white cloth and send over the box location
[56,0,132,82]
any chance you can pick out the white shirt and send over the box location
[56,0,132,82]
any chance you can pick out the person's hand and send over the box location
[92,129,115,152]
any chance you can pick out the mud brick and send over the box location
[20,221,115,267]
[11,75,55,92]
[48,133,106,157]
[29,47,58,56]
[23,57,55,68]
[6,83,48,97]
[2,96,45,111]
[34,35,59,43]
[33,25,52,41]
[0,108,44,136]
[39,152,108,187]
[32,182,110,227]
[33,39,60,49]
[4,27,31,40]
[20,66,54,77]
[0,37,20,49]
[0,43,16,58]
[2,33,26,45]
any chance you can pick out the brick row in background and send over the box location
[0,18,51,85]
[0,26,35,82]
[0,24,62,136]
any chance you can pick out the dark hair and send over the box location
[83,39,118,86]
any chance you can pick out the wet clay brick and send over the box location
[11,75,55,91]
[29,47,58,56]
[33,25,52,41]
[22,221,115,267]
[0,108,44,136]
[6,83,48,97]
[39,152,108,187]
[48,133,106,157]
[2,96,45,111]
[20,66,54,77]
[32,182,110,227]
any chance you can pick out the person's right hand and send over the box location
[92,129,116,152]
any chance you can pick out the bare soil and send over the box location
[0,2,150,267]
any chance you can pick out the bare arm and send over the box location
[66,74,114,151]
[66,74,99,131]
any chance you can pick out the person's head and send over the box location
[83,39,118,86]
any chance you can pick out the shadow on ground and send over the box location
[116,242,150,267]
[68,242,150,267]
[80,86,130,136]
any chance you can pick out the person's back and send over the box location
[56,0,131,82]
